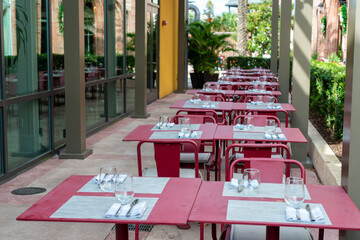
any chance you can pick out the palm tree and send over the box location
[237,0,247,55]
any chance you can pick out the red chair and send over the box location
[198,92,226,102]
[233,114,281,127]
[224,143,291,181]
[245,110,289,128]
[170,115,217,180]
[242,95,278,103]
[137,139,200,178]
[220,158,312,240]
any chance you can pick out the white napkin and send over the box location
[264,133,285,140]
[278,134,286,140]
[202,104,216,108]
[190,99,202,104]
[267,104,282,109]
[286,206,325,223]
[93,174,120,185]
[235,124,245,130]
[105,201,147,218]
[178,131,197,138]
[230,178,239,188]
[155,123,162,129]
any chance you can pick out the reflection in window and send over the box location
[126,0,135,73]
[7,98,50,171]
[126,77,135,112]
[3,0,48,97]
[54,93,66,148]
[86,84,105,130]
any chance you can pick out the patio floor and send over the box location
[0,92,338,239]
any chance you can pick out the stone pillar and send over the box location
[291,0,313,163]
[342,0,360,239]
[270,0,279,73]
[132,0,149,118]
[176,0,186,93]
[60,0,92,159]
[277,0,292,103]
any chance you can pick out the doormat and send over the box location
[11,187,46,195]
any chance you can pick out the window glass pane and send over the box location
[126,0,135,73]
[3,0,48,97]
[108,80,124,120]
[126,77,135,112]
[85,0,105,82]
[52,0,65,88]
[54,93,65,148]
[86,83,105,130]
[7,98,50,171]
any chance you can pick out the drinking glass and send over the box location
[99,164,117,192]
[203,95,211,107]
[267,96,275,107]
[193,93,201,103]
[180,117,191,134]
[265,119,276,134]
[284,177,305,209]
[242,168,260,195]
[256,95,263,105]
[115,174,134,205]
[215,84,220,91]
[244,116,254,131]
[159,115,169,129]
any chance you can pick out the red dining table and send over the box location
[214,125,307,180]
[188,181,360,240]
[17,175,202,240]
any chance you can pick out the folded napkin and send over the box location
[235,124,245,130]
[230,178,239,188]
[190,99,202,104]
[250,101,263,106]
[105,201,147,218]
[154,122,175,129]
[94,174,122,185]
[202,104,216,108]
[267,104,282,109]
[286,206,325,223]
[178,131,198,138]
[264,133,286,140]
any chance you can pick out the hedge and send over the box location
[310,60,345,140]
[226,56,345,140]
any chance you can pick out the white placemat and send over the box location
[223,182,311,200]
[149,131,203,139]
[151,124,201,131]
[78,177,169,194]
[233,132,267,140]
[233,126,282,133]
[183,101,219,109]
[51,196,158,221]
[226,200,331,225]
[246,103,283,110]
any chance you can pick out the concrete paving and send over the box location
[0,92,338,240]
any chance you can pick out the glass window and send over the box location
[52,0,65,88]
[86,83,105,130]
[3,0,48,97]
[126,0,135,73]
[7,98,50,171]
[126,77,135,112]
[108,79,124,120]
[84,0,105,82]
[54,93,66,148]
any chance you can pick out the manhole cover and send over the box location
[11,187,46,195]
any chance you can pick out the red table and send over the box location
[189,181,360,240]
[123,124,217,142]
[17,176,202,240]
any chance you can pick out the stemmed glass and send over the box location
[99,164,117,192]
[114,174,134,215]
[265,119,276,135]
[284,177,305,219]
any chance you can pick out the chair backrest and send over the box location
[176,109,225,124]
[171,114,216,124]
[198,92,225,102]
[228,158,306,184]
[233,114,281,127]
[245,110,288,128]
[225,143,291,181]
[137,140,200,178]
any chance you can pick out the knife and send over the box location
[306,204,315,221]
[126,199,139,217]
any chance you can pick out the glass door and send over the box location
[146,4,159,103]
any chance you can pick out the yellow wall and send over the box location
[159,0,179,98]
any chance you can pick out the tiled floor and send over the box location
[0,92,338,240]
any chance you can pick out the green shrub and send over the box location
[310,60,345,139]
[226,56,272,69]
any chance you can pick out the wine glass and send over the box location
[284,177,305,215]
[265,119,276,135]
[115,174,134,205]
[99,164,117,192]
[242,168,260,195]
[244,116,254,131]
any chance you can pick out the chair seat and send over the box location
[230,225,313,240]
[143,168,197,178]
[180,152,211,163]
[235,153,283,159]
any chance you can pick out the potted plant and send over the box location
[186,20,235,88]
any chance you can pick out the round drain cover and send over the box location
[11,187,46,195]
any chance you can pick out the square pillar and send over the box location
[270,0,279,73]
[176,0,186,93]
[60,0,92,159]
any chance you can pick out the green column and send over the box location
[342,0,360,239]
[270,0,279,73]
[277,0,292,103]
[60,0,92,159]
[132,0,149,118]
[291,0,313,163]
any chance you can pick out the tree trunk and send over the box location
[237,0,247,56]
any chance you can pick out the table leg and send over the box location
[318,229,324,240]
[215,140,220,181]
[200,223,204,240]
[266,226,279,240]
[212,223,218,240]
[116,223,129,240]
